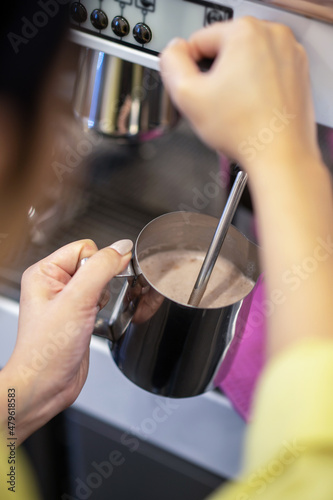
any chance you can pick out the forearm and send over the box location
[247,154,333,359]
[0,368,29,445]
[0,361,59,446]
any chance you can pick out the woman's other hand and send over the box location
[160,17,321,172]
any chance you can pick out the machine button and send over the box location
[70,2,88,24]
[133,23,152,45]
[90,9,108,30]
[111,16,130,37]
[136,0,155,11]
[205,7,233,26]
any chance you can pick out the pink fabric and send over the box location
[213,157,266,421]
[216,275,266,422]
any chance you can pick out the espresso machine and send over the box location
[69,0,333,136]
[1,3,333,500]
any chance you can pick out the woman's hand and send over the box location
[160,17,321,172]
[162,18,333,360]
[1,238,133,444]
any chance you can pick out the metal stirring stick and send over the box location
[188,168,248,307]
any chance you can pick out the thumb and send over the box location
[64,239,133,307]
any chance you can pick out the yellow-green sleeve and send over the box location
[0,432,41,500]
[209,340,333,500]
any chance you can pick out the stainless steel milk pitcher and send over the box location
[94,212,261,398]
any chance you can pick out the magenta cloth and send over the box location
[216,275,266,422]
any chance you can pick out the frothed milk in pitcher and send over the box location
[140,249,255,308]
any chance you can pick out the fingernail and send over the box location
[109,239,133,256]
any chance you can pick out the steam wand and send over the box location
[188,166,248,307]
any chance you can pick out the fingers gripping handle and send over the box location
[78,258,136,342]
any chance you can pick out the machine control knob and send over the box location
[111,16,130,37]
[206,9,224,24]
[204,6,233,26]
[90,9,108,30]
[138,0,155,8]
[133,23,152,45]
[70,2,88,24]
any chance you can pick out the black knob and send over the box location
[111,16,130,37]
[70,2,88,24]
[206,9,224,24]
[205,7,233,25]
[133,23,152,45]
[139,0,155,8]
[90,9,108,30]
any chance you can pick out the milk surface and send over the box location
[140,249,254,308]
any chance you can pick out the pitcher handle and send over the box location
[78,258,136,342]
